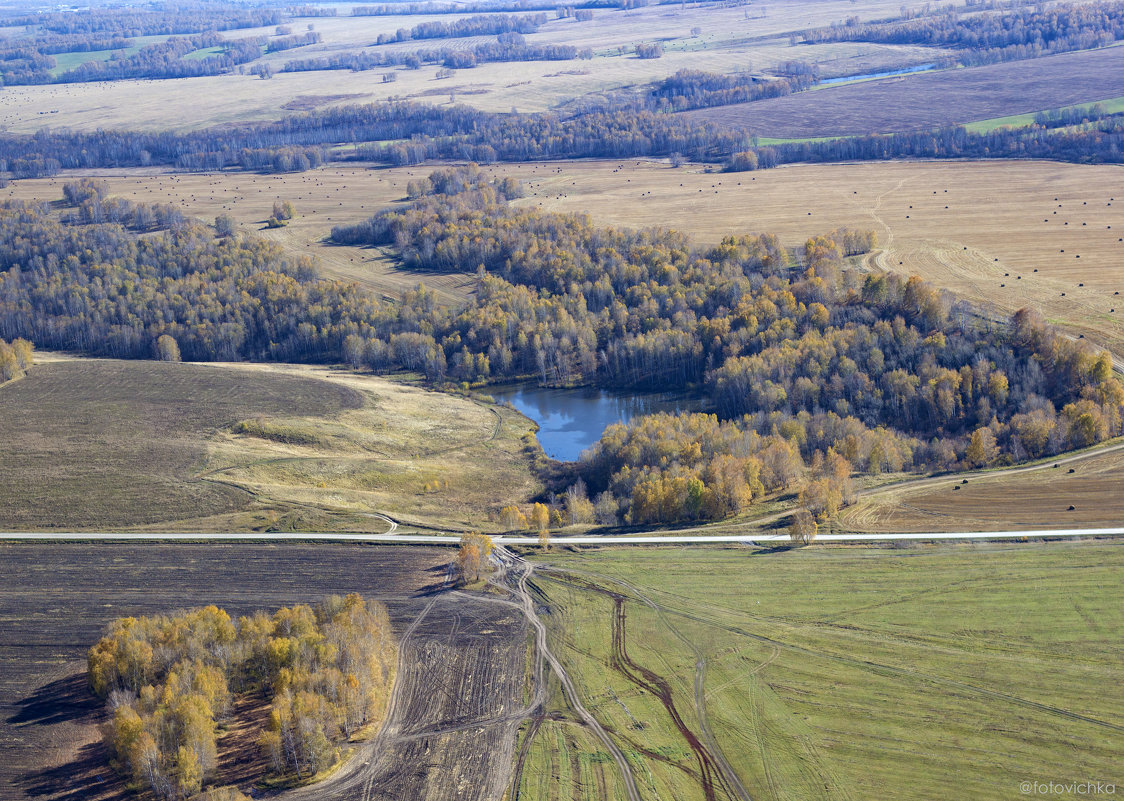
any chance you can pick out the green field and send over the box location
[182,45,229,61]
[518,543,1124,801]
[47,36,167,77]
[964,96,1124,133]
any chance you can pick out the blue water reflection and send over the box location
[490,384,709,462]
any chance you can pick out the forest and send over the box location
[745,111,1124,170]
[803,1,1124,66]
[372,12,548,44]
[2,84,1122,179]
[281,35,589,74]
[88,595,396,800]
[9,2,282,37]
[3,167,1121,527]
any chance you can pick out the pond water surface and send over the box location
[490,385,709,462]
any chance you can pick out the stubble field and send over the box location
[839,443,1124,533]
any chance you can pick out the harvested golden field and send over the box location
[0,356,541,532]
[839,443,1124,533]
[507,158,1124,353]
[9,158,1123,351]
[0,0,937,132]
[2,167,477,304]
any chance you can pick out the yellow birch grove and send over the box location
[88,596,395,799]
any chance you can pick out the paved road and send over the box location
[3,527,1123,544]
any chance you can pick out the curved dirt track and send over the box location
[279,587,529,801]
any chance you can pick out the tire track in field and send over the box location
[493,547,644,801]
[538,567,752,801]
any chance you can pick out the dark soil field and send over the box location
[0,360,361,529]
[687,45,1124,138]
[0,544,528,801]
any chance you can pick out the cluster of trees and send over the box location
[579,412,867,524]
[456,531,495,581]
[635,70,813,113]
[0,336,32,381]
[88,596,395,799]
[803,1,1124,66]
[754,113,1124,169]
[233,146,326,173]
[60,178,188,231]
[265,31,322,53]
[57,32,261,83]
[373,13,547,44]
[283,35,587,74]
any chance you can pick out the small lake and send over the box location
[820,63,936,85]
[489,385,709,462]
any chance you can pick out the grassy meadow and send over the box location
[518,543,1124,801]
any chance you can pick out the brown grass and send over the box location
[0,357,542,532]
[3,167,477,304]
[686,45,1124,137]
[840,445,1124,533]
[0,358,360,530]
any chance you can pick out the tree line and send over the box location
[802,1,1124,67]
[743,113,1124,171]
[55,32,262,83]
[265,31,322,54]
[4,92,1122,180]
[87,595,395,800]
[282,35,590,74]
[373,12,547,44]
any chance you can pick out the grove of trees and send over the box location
[88,595,395,800]
[0,336,32,381]
[4,168,1121,528]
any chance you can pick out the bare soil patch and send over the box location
[0,544,527,801]
[0,360,360,530]
[686,46,1124,137]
